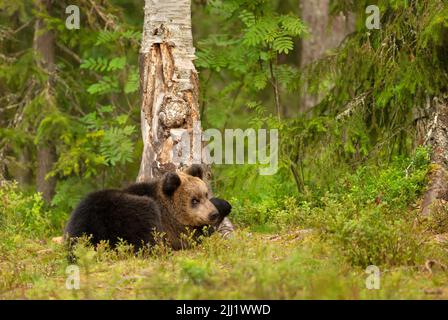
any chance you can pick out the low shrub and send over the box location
[0,181,54,237]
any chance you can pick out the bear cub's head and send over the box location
[161,164,230,227]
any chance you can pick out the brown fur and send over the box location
[157,172,218,249]
[65,165,230,254]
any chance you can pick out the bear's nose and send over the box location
[209,211,220,221]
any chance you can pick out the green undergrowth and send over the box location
[2,147,448,299]
[1,230,448,299]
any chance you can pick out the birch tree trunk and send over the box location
[34,0,56,202]
[138,0,234,237]
[138,0,200,181]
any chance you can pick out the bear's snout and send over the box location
[210,198,232,219]
[208,210,220,222]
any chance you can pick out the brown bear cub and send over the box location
[64,165,231,254]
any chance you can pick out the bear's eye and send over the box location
[191,198,200,206]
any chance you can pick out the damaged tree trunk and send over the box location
[138,0,200,181]
[138,0,234,237]
[419,97,448,216]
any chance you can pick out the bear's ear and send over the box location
[185,164,204,180]
[162,172,181,196]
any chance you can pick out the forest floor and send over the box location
[2,228,448,299]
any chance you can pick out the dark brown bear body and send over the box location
[64,165,231,254]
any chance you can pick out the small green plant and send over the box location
[0,181,55,237]
[325,204,421,266]
[180,258,210,285]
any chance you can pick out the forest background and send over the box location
[1,0,448,299]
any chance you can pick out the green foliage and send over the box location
[1,0,447,300]
[309,0,448,158]
[124,67,139,94]
[100,125,135,166]
[329,206,420,266]
[49,106,138,212]
[87,76,120,95]
[340,146,430,208]
[195,0,305,130]
[194,1,441,269]
[239,10,304,54]
[227,148,430,266]
[95,29,141,46]
[50,177,95,214]
[0,182,56,237]
[80,57,127,72]
[0,0,142,215]
[2,228,448,299]
[180,259,210,285]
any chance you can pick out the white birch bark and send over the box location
[138,0,234,236]
[138,0,200,181]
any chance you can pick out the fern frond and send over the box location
[124,68,139,94]
[280,15,307,37]
[272,34,293,54]
[239,10,256,27]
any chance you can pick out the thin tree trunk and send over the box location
[419,97,448,216]
[34,0,56,202]
[299,0,354,111]
[36,145,56,201]
[17,147,32,185]
[138,0,234,237]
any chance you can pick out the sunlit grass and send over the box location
[1,228,448,299]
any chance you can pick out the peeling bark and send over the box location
[138,0,200,181]
[138,0,234,236]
